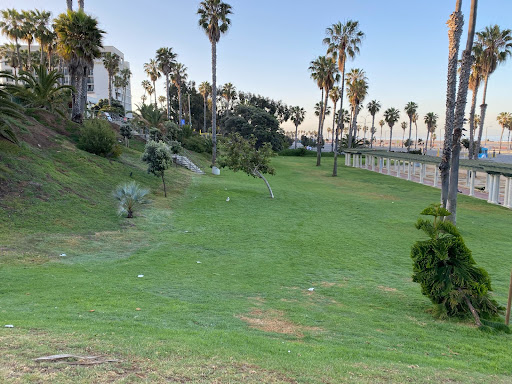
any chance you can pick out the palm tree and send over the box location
[221,82,236,116]
[400,121,407,147]
[146,84,154,105]
[367,100,381,149]
[379,119,385,146]
[474,25,512,159]
[329,86,341,151]
[468,44,483,159]
[141,80,151,102]
[144,59,160,106]
[54,9,104,123]
[412,112,419,149]
[404,101,418,151]
[33,10,52,66]
[309,55,339,165]
[67,0,73,11]
[78,0,84,10]
[171,62,188,125]
[0,43,19,77]
[290,106,306,149]
[119,68,131,116]
[384,108,400,151]
[0,9,24,75]
[346,68,368,149]
[324,20,364,176]
[197,0,233,167]
[497,112,512,154]
[156,47,177,119]
[198,81,212,132]
[102,52,120,106]
[158,95,166,110]
[21,10,36,70]
[424,112,438,154]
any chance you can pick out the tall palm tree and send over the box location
[384,108,400,151]
[474,25,512,159]
[156,47,177,119]
[404,101,418,151]
[171,62,188,125]
[32,9,52,67]
[78,0,84,10]
[141,80,151,102]
[21,10,36,70]
[324,20,364,176]
[54,9,104,123]
[158,95,166,110]
[400,121,407,147]
[309,55,339,166]
[144,59,160,106]
[197,0,233,167]
[102,52,120,106]
[412,112,419,149]
[424,112,438,154]
[0,9,24,80]
[221,82,236,116]
[367,100,381,149]
[346,68,368,149]
[468,44,483,159]
[497,112,512,154]
[290,106,306,149]
[0,43,19,77]
[199,81,212,132]
[379,119,385,146]
[67,0,73,11]
[329,86,341,151]
[119,67,131,116]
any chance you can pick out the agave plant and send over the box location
[113,181,149,218]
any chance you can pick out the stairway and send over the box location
[172,155,205,175]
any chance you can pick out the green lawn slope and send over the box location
[1,123,512,383]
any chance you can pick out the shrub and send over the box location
[182,135,212,153]
[149,127,163,142]
[113,181,149,218]
[411,204,503,326]
[77,119,121,157]
[141,140,173,197]
[279,148,309,157]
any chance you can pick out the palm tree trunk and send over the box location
[468,83,479,159]
[153,80,157,106]
[211,41,217,166]
[370,115,375,149]
[475,75,489,158]
[67,0,73,11]
[203,96,207,133]
[447,0,478,225]
[316,90,324,166]
[508,129,511,150]
[108,73,112,106]
[123,86,127,116]
[71,67,82,123]
[425,128,430,154]
[402,130,405,147]
[499,127,505,154]
[317,88,330,166]
[331,100,337,152]
[165,74,170,119]
[294,123,298,149]
[407,119,413,151]
[78,0,84,10]
[415,121,418,149]
[388,126,393,152]
[333,59,346,177]
[440,1,464,208]
[81,65,88,118]
[39,42,44,66]
[27,42,32,70]
[178,84,182,124]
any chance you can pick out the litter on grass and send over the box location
[308,288,315,292]
[226,197,230,202]
[5,325,14,328]
[137,275,144,278]
[196,261,201,264]
[59,253,66,257]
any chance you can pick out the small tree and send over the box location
[411,204,502,326]
[113,181,149,218]
[78,119,120,158]
[141,140,173,197]
[120,124,132,147]
[220,133,276,198]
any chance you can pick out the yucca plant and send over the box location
[113,181,149,218]
[411,204,503,327]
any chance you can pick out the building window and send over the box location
[87,84,94,92]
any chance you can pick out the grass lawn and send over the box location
[1,151,512,383]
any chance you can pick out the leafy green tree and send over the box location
[78,119,120,157]
[54,9,104,123]
[411,204,502,326]
[113,181,149,218]
[102,52,120,106]
[219,133,276,198]
[141,140,173,197]
[119,123,132,147]
[197,0,233,166]
[6,65,72,116]
[384,107,400,151]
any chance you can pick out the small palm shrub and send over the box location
[113,181,149,218]
[411,204,503,326]
[182,135,211,153]
[78,119,121,157]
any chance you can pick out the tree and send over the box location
[171,62,188,125]
[198,81,212,133]
[378,119,385,145]
[474,25,512,159]
[221,82,236,116]
[219,133,276,198]
[113,181,149,218]
[411,204,502,326]
[329,86,341,151]
[119,123,132,147]
[324,20,364,176]
[0,71,24,144]
[290,106,306,149]
[424,112,438,154]
[309,55,339,166]
[0,43,19,77]
[384,108,400,151]
[412,112,419,149]
[6,65,73,116]
[54,9,104,123]
[135,103,166,132]
[102,52,120,106]
[144,59,160,106]
[497,112,512,154]
[119,67,131,116]
[468,44,483,159]
[156,47,177,119]
[346,68,368,148]
[0,9,24,79]
[367,100,381,149]
[404,101,418,152]
[446,0,478,224]
[197,0,233,167]
[32,10,52,67]
[141,140,173,197]
[400,121,407,147]
[21,10,36,70]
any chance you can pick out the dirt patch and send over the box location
[378,285,398,293]
[237,309,322,338]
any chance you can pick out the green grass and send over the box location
[1,146,512,383]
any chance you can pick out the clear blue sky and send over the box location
[2,0,511,140]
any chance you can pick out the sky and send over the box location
[1,0,512,141]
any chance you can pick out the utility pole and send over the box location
[188,94,192,128]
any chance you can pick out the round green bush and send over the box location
[78,119,120,158]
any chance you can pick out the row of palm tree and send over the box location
[497,112,512,153]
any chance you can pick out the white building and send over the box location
[0,45,132,116]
